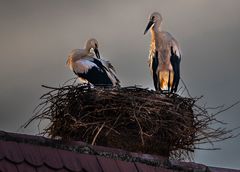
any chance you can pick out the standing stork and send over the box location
[144,12,181,93]
[66,38,120,87]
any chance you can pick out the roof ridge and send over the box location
[1,131,239,171]
[0,130,168,168]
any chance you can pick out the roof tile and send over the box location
[1,131,240,172]
[39,145,63,169]
[115,159,138,172]
[0,146,3,160]
[57,169,71,172]
[155,167,174,172]
[0,159,18,172]
[97,156,119,172]
[58,149,82,172]
[170,160,206,171]
[77,154,102,172]
[19,142,43,166]
[135,162,156,172]
[0,140,24,163]
[36,165,57,172]
[17,162,37,172]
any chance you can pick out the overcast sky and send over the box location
[0,0,240,169]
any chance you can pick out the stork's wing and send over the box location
[98,58,120,87]
[101,60,116,73]
[170,46,181,92]
[162,31,181,58]
[73,59,97,74]
[74,58,113,86]
[151,51,160,91]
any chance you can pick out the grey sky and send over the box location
[0,0,240,169]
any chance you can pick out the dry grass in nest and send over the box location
[24,81,238,160]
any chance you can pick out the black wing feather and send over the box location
[152,51,160,91]
[75,58,113,86]
[170,46,181,92]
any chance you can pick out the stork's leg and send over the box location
[153,70,159,91]
[174,63,180,92]
[158,71,162,93]
[87,81,91,89]
[168,70,171,93]
[174,75,179,92]
[171,70,176,93]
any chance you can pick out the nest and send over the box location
[25,82,237,159]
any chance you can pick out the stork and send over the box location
[144,12,181,93]
[66,38,120,87]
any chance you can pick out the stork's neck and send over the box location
[153,20,161,33]
[150,29,156,45]
[150,21,162,48]
[85,45,92,53]
[84,47,95,59]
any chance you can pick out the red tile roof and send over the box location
[0,130,239,172]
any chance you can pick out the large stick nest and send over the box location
[25,82,237,159]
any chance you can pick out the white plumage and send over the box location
[66,38,120,87]
[144,12,181,93]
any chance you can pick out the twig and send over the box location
[22,82,240,160]
[91,122,105,145]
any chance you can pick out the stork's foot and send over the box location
[87,82,92,89]
[159,88,163,94]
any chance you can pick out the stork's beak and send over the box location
[94,48,101,59]
[144,20,154,35]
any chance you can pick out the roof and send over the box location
[0,130,239,172]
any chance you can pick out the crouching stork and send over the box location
[66,38,120,87]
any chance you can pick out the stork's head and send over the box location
[86,38,100,59]
[144,12,163,34]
